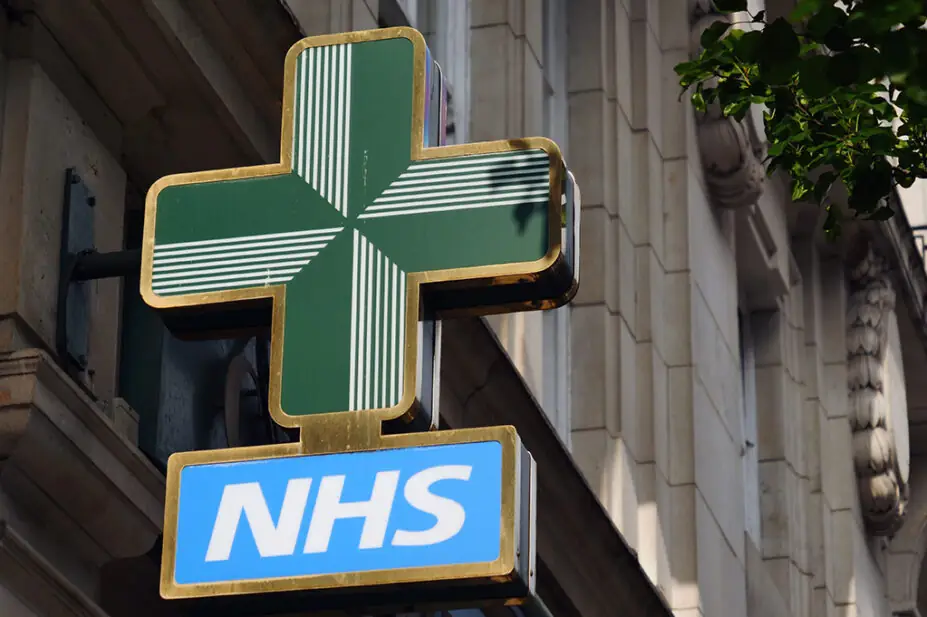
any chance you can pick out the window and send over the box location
[739,309,761,545]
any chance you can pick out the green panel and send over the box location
[280,231,353,415]
[357,202,549,273]
[146,35,561,419]
[345,38,415,210]
[155,173,342,244]
[354,148,553,273]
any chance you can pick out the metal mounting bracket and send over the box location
[57,168,141,375]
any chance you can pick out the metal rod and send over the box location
[71,249,142,281]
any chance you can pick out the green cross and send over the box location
[142,28,577,425]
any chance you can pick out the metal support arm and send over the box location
[70,249,142,281]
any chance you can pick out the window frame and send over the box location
[739,308,761,546]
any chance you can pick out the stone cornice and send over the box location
[846,243,909,535]
[0,349,164,571]
[0,521,109,617]
[688,3,767,211]
[848,191,927,538]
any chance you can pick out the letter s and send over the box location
[391,465,471,547]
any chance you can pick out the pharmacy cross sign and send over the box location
[144,27,580,609]
[142,27,578,428]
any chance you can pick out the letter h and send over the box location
[303,470,401,553]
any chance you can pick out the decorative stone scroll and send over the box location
[689,2,767,210]
[847,244,910,536]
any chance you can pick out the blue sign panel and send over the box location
[173,441,503,586]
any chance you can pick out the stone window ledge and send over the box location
[0,521,110,617]
[0,349,164,571]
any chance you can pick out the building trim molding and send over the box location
[689,2,767,210]
[0,349,164,567]
[847,243,909,535]
[0,521,109,617]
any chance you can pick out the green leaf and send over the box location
[882,29,914,76]
[894,168,916,188]
[808,101,834,114]
[868,131,896,155]
[823,29,853,52]
[692,89,707,112]
[725,28,745,42]
[767,139,788,157]
[792,177,814,201]
[799,55,834,98]
[827,52,860,86]
[674,61,698,76]
[713,0,747,12]
[847,46,882,83]
[790,0,827,22]
[907,86,927,106]
[758,18,800,84]
[762,18,800,62]
[701,21,731,48]
[845,10,876,39]
[760,61,796,86]
[724,99,752,120]
[734,30,763,62]
[672,0,927,239]
[807,5,846,38]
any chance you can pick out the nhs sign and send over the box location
[165,437,535,599]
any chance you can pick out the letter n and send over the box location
[204,479,312,562]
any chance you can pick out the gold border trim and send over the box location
[140,27,569,430]
[160,425,520,599]
[144,28,556,601]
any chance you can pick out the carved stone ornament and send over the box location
[689,5,767,210]
[847,244,910,535]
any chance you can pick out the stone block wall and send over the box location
[0,1,905,615]
[524,1,899,616]
[468,0,565,432]
[0,55,126,403]
[558,2,731,614]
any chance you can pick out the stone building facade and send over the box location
[0,1,926,617]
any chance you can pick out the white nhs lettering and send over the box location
[204,465,472,562]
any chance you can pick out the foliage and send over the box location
[675,0,927,238]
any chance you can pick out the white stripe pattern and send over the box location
[358,149,550,219]
[152,228,342,296]
[348,230,406,411]
[293,44,353,217]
